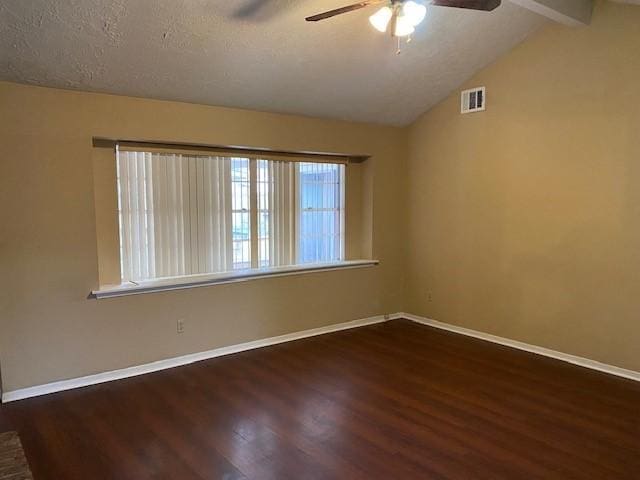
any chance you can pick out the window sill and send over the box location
[91,260,379,299]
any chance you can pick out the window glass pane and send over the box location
[232,240,251,269]
[298,162,343,264]
[259,238,269,268]
[231,158,249,181]
[231,158,250,269]
[232,212,250,241]
[259,211,269,238]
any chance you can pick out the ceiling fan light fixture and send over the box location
[369,6,392,32]
[393,15,415,37]
[401,1,427,26]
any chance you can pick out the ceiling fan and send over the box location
[306,0,501,37]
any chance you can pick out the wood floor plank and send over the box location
[1,319,638,479]
[0,408,11,434]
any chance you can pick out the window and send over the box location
[116,149,345,283]
[231,158,251,269]
[298,162,344,264]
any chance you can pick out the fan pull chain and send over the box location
[396,34,413,55]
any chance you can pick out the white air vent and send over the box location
[461,87,486,114]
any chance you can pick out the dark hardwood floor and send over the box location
[1,319,639,479]
[0,403,12,433]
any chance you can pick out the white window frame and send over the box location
[112,150,350,285]
[294,163,345,264]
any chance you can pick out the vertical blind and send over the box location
[117,150,344,283]
[257,160,296,268]
[117,152,234,281]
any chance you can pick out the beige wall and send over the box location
[407,0,640,372]
[0,82,407,391]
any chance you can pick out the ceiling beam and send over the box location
[508,0,593,26]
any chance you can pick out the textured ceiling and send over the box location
[0,0,546,125]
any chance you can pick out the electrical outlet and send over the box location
[177,319,185,334]
[428,293,433,302]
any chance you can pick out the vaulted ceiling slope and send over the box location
[0,0,546,126]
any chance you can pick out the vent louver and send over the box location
[461,87,486,114]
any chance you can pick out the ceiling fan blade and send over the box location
[305,1,382,22]
[430,0,501,11]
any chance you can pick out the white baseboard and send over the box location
[399,312,640,383]
[1,314,390,403]
[4,311,638,402]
